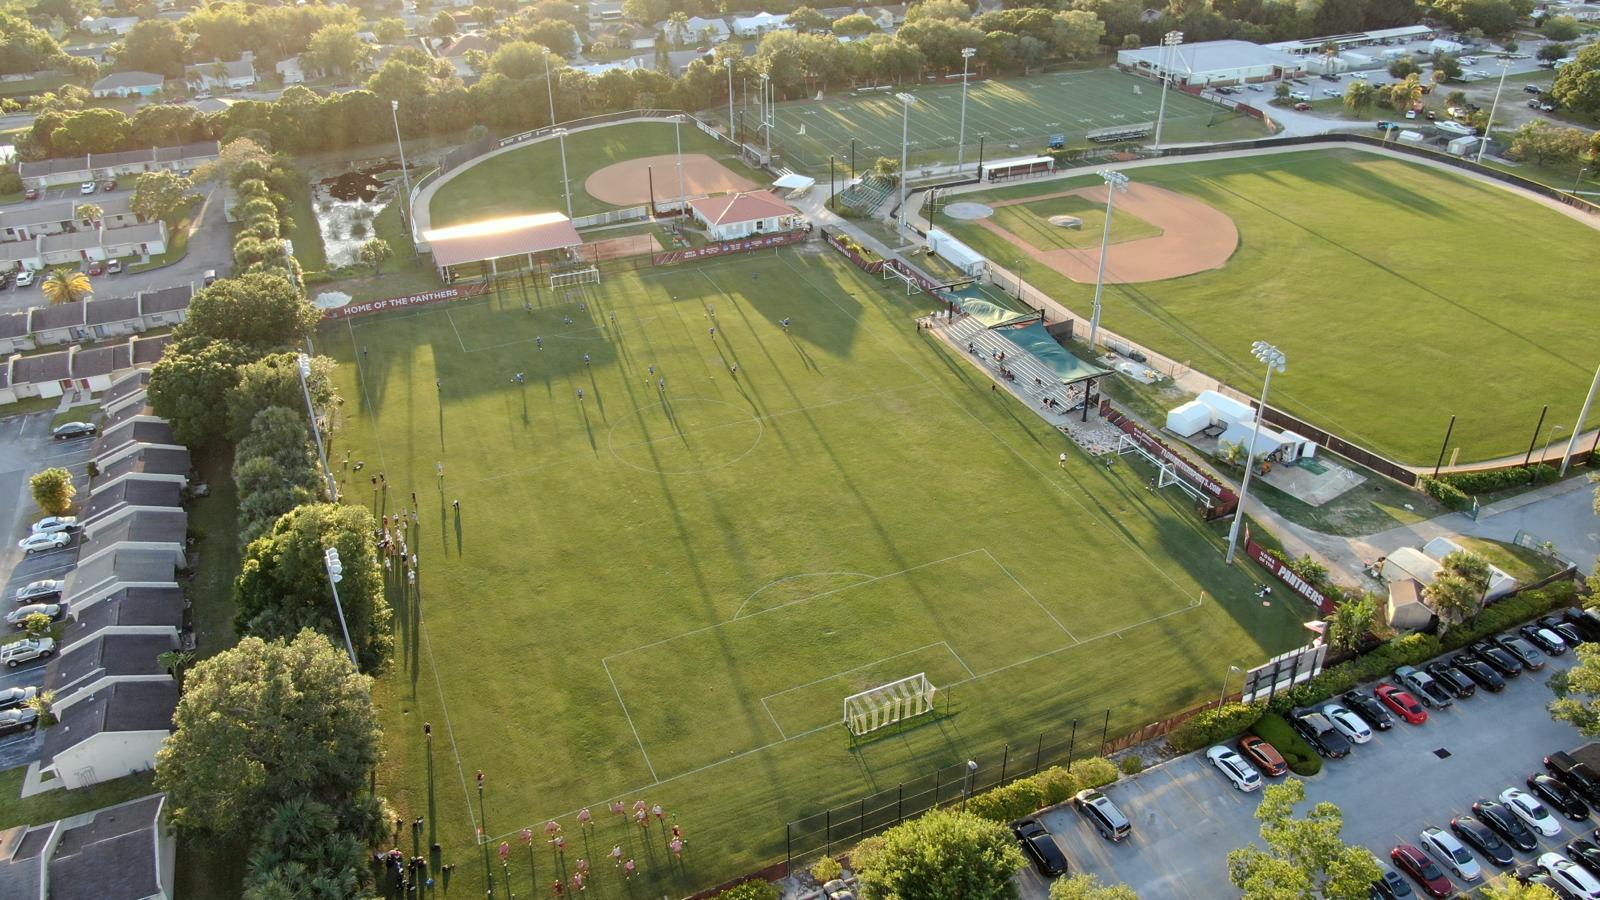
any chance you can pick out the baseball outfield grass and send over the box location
[320,245,1305,897]
[935,149,1599,466]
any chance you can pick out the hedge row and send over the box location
[1440,582,1575,650]
[963,756,1120,825]
[1418,476,1471,511]
[1251,713,1322,776]
[1168,702,1265,754]
[1441,464,1558,495]
[714,880,780,900]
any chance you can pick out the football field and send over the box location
[322,245,1305,897]
[770,69,1271,174]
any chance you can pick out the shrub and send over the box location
[1251,713,1322,776]
[1118,755,1144,776]
[1444,583,1575,650]
[1419,475,1470,510]
[966,778,1045,824]
[811,856,842,883]
[1071,757,1119,790]
[1035,766,1080,806]
[1168,702,1264,753]
[1441,464,1557,495]
[716,880,779,900]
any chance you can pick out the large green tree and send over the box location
[304,23,372,78]
[233,406,322,547]
[156,630,381,840]
[131,171,194,223]
[149,338,260,447]
[1050,874,1139,899]
[174,273,321,350]
[235,503,393,670]
[120,19,188,78]
[224,351,336,443]
[853,808,1024,900]
[1551,642,1600,736]
[30,467,76,516]
[1228,779,1381,900]
[1553,45,1600,117]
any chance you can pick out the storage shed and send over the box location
[1382,547,1441,586]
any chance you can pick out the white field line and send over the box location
[980,547,1078,642]
[732,571,875,620]
[602,657,660,784]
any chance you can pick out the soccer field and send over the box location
[936,149,1600,466]
[769,69,1271,174]
[323,246,1304,897]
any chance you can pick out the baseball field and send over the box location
[322,244,1306,898]
[935,148,1599,465]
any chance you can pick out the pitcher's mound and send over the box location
[942,202,993,220]
[584,154,757,206]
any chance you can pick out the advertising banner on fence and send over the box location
[652,230,806,265]
[320,283,489,321]
[823,232,886,274]
[1104,410,1238,514]
[1244,528,1333,613]
[884,258,941,293]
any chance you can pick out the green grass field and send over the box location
[771,69,1272,174]
[321,245,1306,897]
[936,149,1599,465]
[986,195,1163,252]
[427,121,757,227]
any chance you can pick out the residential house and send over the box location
[436,32,495,79]
[0,200,79,241]
[94,417,177,460]
[66,343,134,394]
[16,157,94,190]
[83,193,141,229]
[64,544,180,610]
[81,477,182,528]
[78,14,140,34]
[6,352,71,400]
[99,222,168,263]
[39,681,178,790]
[99,368,150,410]
[0,239,41,276]
[63,43,114,64]
[59,585,184,649]
[689,191,799,240]
[79,506,188,570]
[732,11,790,36]
[84,294,142,341]
[135,284,191,331]
[96,444,190,488]
[42,632,177,707]
[129,333,171,368]
[276,55,306,85]
[27,303,87,347]
[90,71,165,99]
[0,794,176,899]
[0,312,31,355]
[19,142,220,190]
[38,230,105,267]
[184,57,256,92]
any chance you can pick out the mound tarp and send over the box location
[1005,322,1109,384]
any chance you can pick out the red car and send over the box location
[1294,102,1312,111]
[86,262,104,276]
[1391,843,1453,898]
[23,188,39,201]
[1239,736,1288,777]
[1376,683,1428,725]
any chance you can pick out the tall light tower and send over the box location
[1477,55,1511,164]
[895,92,916,239]
[1225,341,1287,564]
[1087,169,1129,349]
[1152,31,1184,149]
[389,99,416,258]
[726,56,736,142]
[760,71,772,164]
[673,113,686,213]
[296,353,336,502]
[542,51,557,127]
[957,47,977,174]
[552,127,572,218]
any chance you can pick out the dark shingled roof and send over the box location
[70,344,126,379]
[11,352,71,384]
[46,794,167,900]
[44,633,175,698]
[93,418,177,458]
[84,295,140,327]
[129,334,170,365]
[101,400,153,430]
[60,586,184,650]
[82,477,181,523]
[136,284,191,315]
[99,369,150,408]
[65,546,177,603]
[28,302,85,332]
[99,446,189,482]
[86,507,187,549]
[43,680,177,761]
[0,313,29,341]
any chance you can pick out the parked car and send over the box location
[30,516,77,535]
[1370,868,1415,898]
[18,532,70,554]
[87,262,103,277]
[0,638,55,668]
[0,685,37,711]
[6,603,62,629]
[1469,640,1524,677]
[1568,839,1600,878]
[1292,711,1351,758]
[1526,84,1546,93]
[1376,684,1428,725]
[79,181,97,195]
[1239,736,1288,777]
[0,707,39,738]
[1391,843,1454,898]
[1341,690,1395,731]
[1208,745,1262,791]
[1451,655,1506,692]
[1495,635,1547,671]
[1531,775,1592,821]
[1323,703,1373,744]
[1425,661,1476,699]
[105,259,122,275]
[23,187,39,200]
[1474,798,1541,852]
[1451,815,1516,867]
[1376,120,1401,131]
[52,421,96,440]
[1075,790,1130,842]
[13,580,62,603]
[1012,819,1069,877]
[1503,787,1565,837]
[1540,852,1600,898]
[1548,753,1600,807]
[1562,609,1600,642]
[14,269,34,287]
[1523,624,1569,656]
[1421,825,1483,883]
[1539,616,1586,647]
[1395,666,1453,708]
[101,179,116,192]
[1293,101,1313,110]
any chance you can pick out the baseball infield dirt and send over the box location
[584,154,757,207]
[979,183,1238,283]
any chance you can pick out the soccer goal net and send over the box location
[550,266,600,289]
[882,263,923,295]
[843,672,937,736]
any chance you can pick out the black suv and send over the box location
[1012,819,1069,877]
[1292,711,1351,759]
[1425,661,1476,699]
[1342,690,1394,730]
[1547,751,1600,807]
[1450,655,1505,692]
[1469,640,1524,677]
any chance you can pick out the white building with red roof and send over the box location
[688,191,800,241]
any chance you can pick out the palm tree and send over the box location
[24,690,57,727]
[158,649,196,684]
[39,266,91,304]
[76,202,103,226]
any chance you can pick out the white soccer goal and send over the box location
[882,264,923,295]
[550,266,600,289]
[843,672,937,736]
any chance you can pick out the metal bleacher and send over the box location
[942,315,1102,451]
[838,174,896,215]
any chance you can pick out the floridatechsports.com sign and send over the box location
[320,284,490,321]
[652,230,807,265]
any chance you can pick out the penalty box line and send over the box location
[758,640,977,740]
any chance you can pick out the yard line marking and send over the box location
[981,547,1077,642]
[445,306,468,352]
[759,696,789,740]
[602,657,660,783]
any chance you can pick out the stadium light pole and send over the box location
[390,100,417,260]
[761,72,772,164]
[1560,362,1600,477]
[1477,55,1511,165]
[1219,664,1241,706]
[957,47,977,174]
[542,51,557,127]
[322,547,359,671]
[1152,31,1183,150]
[895,92,916,240]
[296,353,337,502]
[1087,169,1130,349]
[1225,341,1287,565]
[726,57,736,142]
[674,114,686,214]
[552,127,572,218]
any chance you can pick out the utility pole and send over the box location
[957,47,976,174]
[1225,341,1286,565]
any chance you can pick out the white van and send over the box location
[1288,90,1311,102]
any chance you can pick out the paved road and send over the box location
[1015,651,1585,898]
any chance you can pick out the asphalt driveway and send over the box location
[1017,651,1586,898]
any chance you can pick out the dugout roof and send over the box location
[1006,322,1108,385]
[423,212,582,267]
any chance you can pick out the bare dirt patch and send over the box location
[583,154,757,207]
[584,233,662,261]
[979,183,1238,283]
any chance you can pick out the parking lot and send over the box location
[1016,651,1585,898]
